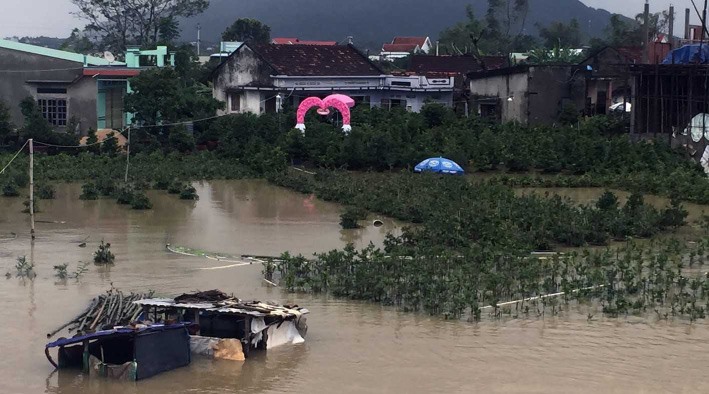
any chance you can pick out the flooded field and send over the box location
[2,181,709,393]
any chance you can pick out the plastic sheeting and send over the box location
[662,44,709,64]
[88,355,137,381]
[266,321,305,348]
[684,113,709,142]
[251,317,266,334]
[701,146,709,176]
[190,336,245,361]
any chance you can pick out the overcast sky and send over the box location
[0,0,698,38]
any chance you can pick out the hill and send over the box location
[180,0,627,50]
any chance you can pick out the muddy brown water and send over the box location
[1,181,709,393]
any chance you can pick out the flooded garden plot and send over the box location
[2,178,709,393]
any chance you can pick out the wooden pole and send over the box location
[642,1,650,64]
[124,127,131,183]
[29,138,35,240]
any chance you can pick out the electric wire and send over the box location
[0,140,29,175]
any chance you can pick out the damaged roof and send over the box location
[134,298,309,319]
[409,55,508,76]
[249,43,384,76]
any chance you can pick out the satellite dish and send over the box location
[103,51,115,63]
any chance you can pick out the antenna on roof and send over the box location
[103,51,115,64]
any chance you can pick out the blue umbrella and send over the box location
[414,157,465,175]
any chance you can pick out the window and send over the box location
[352,96,370,105]
[37,87,67,94]
[229,93,241,113]
[37,98,67,126]
[380,99,407,110]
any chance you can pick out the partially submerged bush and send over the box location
[15,256,35,278]
[115,185,135,205]
[130,191,153,210]
[53,263,68,279]
[2,182,19,197]
[55,261,89,280]
[153,176,171,190]
[80,182,99,200]
[179,185,199,200]
[167,180,183,194]
[22,197,38,214]
[37,183,56,199]
[96,177,117,196]
[93,240,115,264]
[340,206,367,229]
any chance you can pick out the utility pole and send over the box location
[703,1,708,44]
[29,139,35,240]
[642,0,650,64]
[197,24,201,57]
[669,5,675,49]
[124,127,131,183]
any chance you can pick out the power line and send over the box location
[0,140,29,175]
[32,128,129,149]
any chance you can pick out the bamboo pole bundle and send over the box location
[46,289,155,339]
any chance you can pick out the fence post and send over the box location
[29,138,35,240]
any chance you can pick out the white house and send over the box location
[379,36,432,61]
[211,43,453,115]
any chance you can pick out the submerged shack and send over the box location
[134,290,309,361]
[45,323,191,381]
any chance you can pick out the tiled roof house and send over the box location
[212,43,455,114]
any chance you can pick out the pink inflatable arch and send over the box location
[295,94,355,134]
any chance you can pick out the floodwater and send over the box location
[517,187,709,222]
[1,181,709,393]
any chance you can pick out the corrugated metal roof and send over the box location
[134,298,309,318]
[46,323,188,348]
[0,38,123,66]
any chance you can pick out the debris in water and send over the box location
[0,232,17,241]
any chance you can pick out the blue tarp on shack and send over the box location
[662,44,709,64]
[46,323,191,381]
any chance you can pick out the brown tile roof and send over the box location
[382,43,419,52]
[272,37,299,44]
[392,37,428,46]
[580,46,644,66]
[615,47,644,63]
[409,55,508,75]
[271,37,337,46]
[250,43,383,76]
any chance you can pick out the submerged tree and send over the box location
[94,240,115,264]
